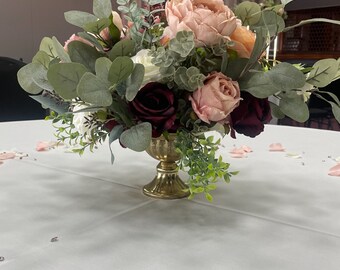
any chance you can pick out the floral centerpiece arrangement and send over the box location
[18,0,340,200]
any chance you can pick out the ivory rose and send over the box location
[131,49,161,85]
[189,72,241,123]
[229,21,256,58]
[163,0,237,46]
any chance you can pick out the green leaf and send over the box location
[120,122,152,152]
[281,0,293,6]
[31,63,53,91]
[30,91,70,114]
[51,36,71,63]
[77,72,112,106]
[108,39,135,61]
[32,51,51,69]
[64,10,97,28]
[77,32,104,52]
[47,63,87,100]
[235,1,261,26]
[252,10,285,37]
[126,63,145,101]
[39,37,58,59]
[68,40,102,73]
[109,125,124,164]
[93,0,112,18]
[307,59,338,88]
[205,193,213,202]
[17,63,43,94]
[95,57,112,81]
[83,18,111,34]
[283,18,340,33]
[279,92,309,122]
[270,102,285,119]
[314,93,340,123]
[240,62,305,98]
[224,58,249,80]
[108,56,134,84]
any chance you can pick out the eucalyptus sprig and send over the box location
[175,130,238,201]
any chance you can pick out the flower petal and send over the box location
[0,152,16,160]
[269,143,285,152]
[328,164,340,177]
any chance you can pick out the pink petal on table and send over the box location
[328,164,340,177]
[241,145,253,153]
[0,152,16,160]
[36,141,59,151]
[269,143,285,152]
[230,153,247,158]
[230,148,246,154]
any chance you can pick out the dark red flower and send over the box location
[130,82,178,137]
[230,92,272,138]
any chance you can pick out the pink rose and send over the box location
[164,0,237,46]
[189,72,241,124]
[63,34,93,52]
[229,21,256,59]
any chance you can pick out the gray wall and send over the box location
[0,0,117,63]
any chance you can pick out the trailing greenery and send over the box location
[175,130,238,201]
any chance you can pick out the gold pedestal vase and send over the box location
[143,134,190,199]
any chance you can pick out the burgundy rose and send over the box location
[130,82,177,137]
[230,92,272,138]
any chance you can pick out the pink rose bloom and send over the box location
[63,34,93,51]
[189,72,241,124]
[163,0,237,46]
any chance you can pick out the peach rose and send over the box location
[189,72,241,124]
[63,34,93,52]
[229,21,256,58]
[163,0,237,46]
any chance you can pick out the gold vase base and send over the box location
[143,164,190,199]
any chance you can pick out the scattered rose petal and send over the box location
[328,164,340,177]
[230,153,248,158]
[36,141,59,152]
[269,143,285,152]
[286,153,302,159]
[0,152,16,160]
[240,145,252,153]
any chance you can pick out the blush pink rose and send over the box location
[189,72,241,124]
[100,11,124,41]
[163,0,237,46]
[229,21,256,58]
[63,34,93,52]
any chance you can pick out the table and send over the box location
[1,120,340,270]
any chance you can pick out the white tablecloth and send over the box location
[1,120,340,270]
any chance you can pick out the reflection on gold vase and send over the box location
[143,134,190,199]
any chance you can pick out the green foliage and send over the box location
[93,0,112,18]
[39,37,58,59]
[64,11,97,28]
[108,56,134,84]
[30,91,70,114]
[77,72,112,106]
[307,59,338,88]
[125,63,145,101]
[235,1,261,26]
[108,39,136,61]
[174,66,205,92]
[109,125,124,164]
[120,122,152,151]
[169,31,195,58]
[17,63,43,95]
[176,130,237,200]
[47,63,88,100]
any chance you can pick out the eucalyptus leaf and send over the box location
[68,40,103,73]
[109,125,124,164]
[47,63,87,100]
[108,39,135,61]
[17,63,43,94]
[83,18,111,34]
[120,122,152,152]
[77,72,112,106]
[108,56,134,84]
[270,102,285,119]
[31,63,53,91]
[64,10,97,28]
[279,92,309,122]
[32,51,51,69]
[252,10,285,37]
[307,59,338,88]
[283,18,340,33]
[77,32,104,52]
[95,57,112,81]
[39,37,58,59]
[30,91,70,114]
[281,0,293,6]
[224,58,249,80]
[52,36,71,63]
[314,93,340,123]
[126,63,145,101]
[235,1,261,26]
[93,0,112,18]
